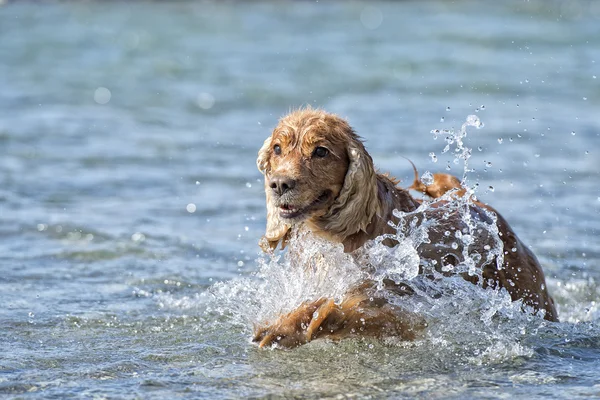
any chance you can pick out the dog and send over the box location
[252,108,558,348]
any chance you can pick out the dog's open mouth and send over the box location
[279,191,331,219]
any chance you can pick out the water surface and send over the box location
[1,1,600,398]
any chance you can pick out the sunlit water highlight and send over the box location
[2,1,600,398]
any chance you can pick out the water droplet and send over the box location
[480,105,486,110]
[477,146,483,151]
[237,261,244,267]
[497,138,503,144]
[465,114,482,128]
[583,97,588,101]
[360,6,383,30]
[420,171,434,186]
[488,186,495,192]
[245,182,252,188]
[444,231,451,236]
[451,242,458,250]
[94,87,111,104]
[37,223,47,232]
[441,264,454,272]
[446,106,451,111]
[197,92,215,110]
[131,232,146,242]
[440,117,445,122]
[186,203,197,213]
[485,161,492,167]
[511,247,517,252]
[571,131,576,136]
[429,152,438,162]
[534,154,540,158]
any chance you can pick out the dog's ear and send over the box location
[257,136,291,252]
[256,136,272,174]
[260,187,291,252]
[321,134,380,238]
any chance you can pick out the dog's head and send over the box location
[257,108,380,250]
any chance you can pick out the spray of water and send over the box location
[198,115,549,363]
[430,114,483,184]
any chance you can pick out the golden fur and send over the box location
[254,108,557,348]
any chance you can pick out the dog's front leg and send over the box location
[253,297,337,349]
[253,294,426,348]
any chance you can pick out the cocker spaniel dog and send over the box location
[253,108,557,349]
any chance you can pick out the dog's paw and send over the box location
[253,298,336,349]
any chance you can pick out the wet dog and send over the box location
[253,108,557,348]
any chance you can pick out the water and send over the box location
[1,0,600,398]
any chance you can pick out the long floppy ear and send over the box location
[320,136,380,239]
[256,136,272,175]
[256,136,291,252]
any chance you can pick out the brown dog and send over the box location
[253,108,557,348]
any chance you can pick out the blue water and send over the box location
[1,1,599,398]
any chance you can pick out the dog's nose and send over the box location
[269,176,296,196]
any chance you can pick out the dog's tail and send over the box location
[402,156,465,199]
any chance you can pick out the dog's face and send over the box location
[257,109,380,249]
[261,114,350,222]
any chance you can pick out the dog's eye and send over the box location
[273,144,281,155]
[313,147,329,158]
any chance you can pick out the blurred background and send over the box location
[1,1,599,398]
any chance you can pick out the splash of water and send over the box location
[207,230,368,325]
[431,114,484,185]
[200,114,546,364]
